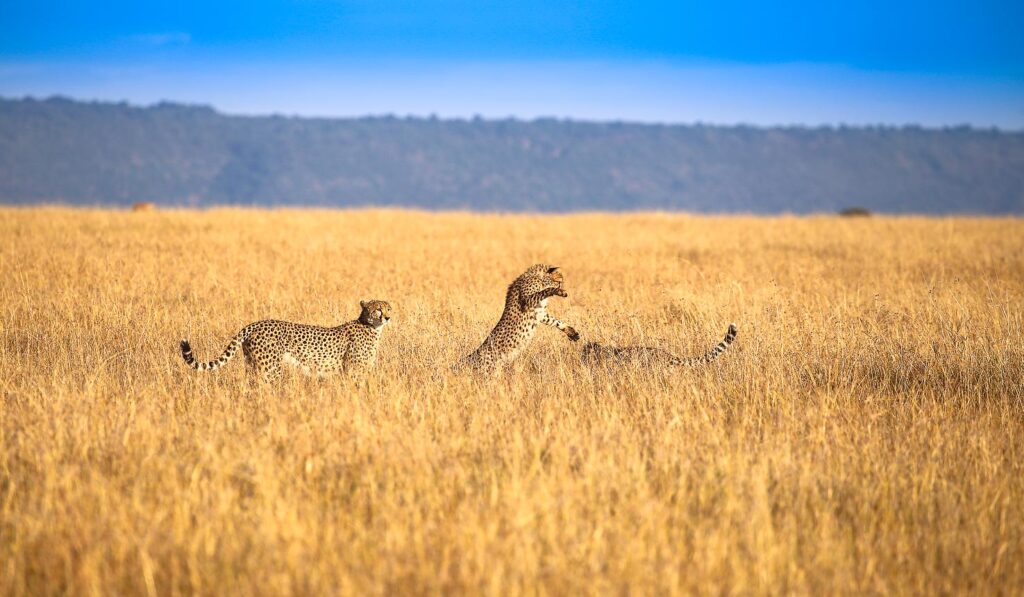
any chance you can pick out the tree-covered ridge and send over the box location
[2,96,1022,213]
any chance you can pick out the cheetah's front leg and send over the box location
[520,286,568,310]
[539,312,580,341]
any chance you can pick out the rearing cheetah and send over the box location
[462,264,579,375]
[180,300,392,382]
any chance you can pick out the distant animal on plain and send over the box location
[132,202,156,212]
[582,324,737,368]
[462,264,579,376]
[839,207,871,217]
[180,299,393,383]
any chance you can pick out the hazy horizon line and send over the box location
[6,93,1022,133]
[5,201,1024,219]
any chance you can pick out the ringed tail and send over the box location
[674,324,737,366]
[180,328,249,372]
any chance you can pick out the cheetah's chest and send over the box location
[500,304,547,351]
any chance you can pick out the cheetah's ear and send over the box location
[360,300,367,309]
[547,266,559,273]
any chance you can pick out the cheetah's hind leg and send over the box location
[243,342,283,385]
[243,346,261,387]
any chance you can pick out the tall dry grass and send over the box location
[1,207,1022,595]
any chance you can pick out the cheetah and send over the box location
[462,264,579,375]
[582,324,737,368]
[180,300,392,382]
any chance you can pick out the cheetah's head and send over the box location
[521,264,564,288]
[510,264,566,310]
[358,300,392,328]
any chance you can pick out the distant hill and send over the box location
[2,96,1022,213]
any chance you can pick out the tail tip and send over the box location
[727,323,738,337]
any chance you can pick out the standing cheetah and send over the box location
[180,300,392,382]
[462,264,579,375]
[581,324,737,368]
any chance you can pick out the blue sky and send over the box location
[2,0,1022,127]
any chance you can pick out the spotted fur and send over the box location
[180,300,392,382]
[462,264,579,375]
[582,324,737,368]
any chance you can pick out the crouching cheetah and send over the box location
[582,324,737,368]
[462,264,579,375]
[180,300,392,382]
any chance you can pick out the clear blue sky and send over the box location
[2,0,1022,127]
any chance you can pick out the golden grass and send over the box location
[1,207,1022,595]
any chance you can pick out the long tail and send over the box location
[672,324,737,366]
[180,327,249,372]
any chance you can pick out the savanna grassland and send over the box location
[1,207,1022,595]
